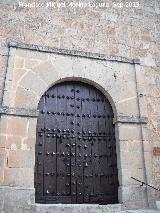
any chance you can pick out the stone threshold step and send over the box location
[122,211,160,213]
[34,203,124,212]
[34,204,160,213]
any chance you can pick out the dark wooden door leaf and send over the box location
[35,82,118,204]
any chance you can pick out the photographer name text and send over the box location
[18,1,140,9]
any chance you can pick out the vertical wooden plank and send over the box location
[43,87,57,197]
[74,84,83,203]
[56,84,68,196]
[35,95,46,201]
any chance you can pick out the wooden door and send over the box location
[35,81,118,204]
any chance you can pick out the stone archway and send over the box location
[0,43,151,212]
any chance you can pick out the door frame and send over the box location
[0,44,152,211]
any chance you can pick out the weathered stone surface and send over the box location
[35,203,123,213]
[0,115,8,134]
[0,187,4,211]
[0,167,4,185]
[3,48,141,117]
[33,61,59,86]
[14,86,40,108]
[141,57,156,67]
[5,135,22,150]
[6,116,28,137]
[10,42,139,64]
[18,70,47,96]
[14,57,25,69]
[0,148,7,167]
[0,0,159,211]
[156,201,160,210]
[16,48,48,61]
[23,137,36,150]
[11,67,27,87]
[0,187,34,213]
[27,118,37,137]
[0,135,6,148]
[3,168,34,187]
[8,150,35,168]
[118,186,148,209]
[34,204,160,213]
[0,106,38,117]
[118,124,142,141]
[119,167,145,186]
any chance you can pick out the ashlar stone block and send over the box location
[118,124,142,141]
[3,168,34,188]
[8,150,35,168]
[19,71,47,97]
[6,116,28,137]
[2,187,34,213]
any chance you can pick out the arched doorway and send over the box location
[35,81,119,204]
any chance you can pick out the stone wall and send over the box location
[0,0,160,212]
